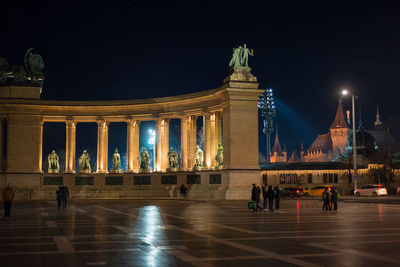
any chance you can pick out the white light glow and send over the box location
[342,89,348,95]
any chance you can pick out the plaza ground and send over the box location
[1,198,400,266]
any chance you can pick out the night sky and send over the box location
[2,1,400,165]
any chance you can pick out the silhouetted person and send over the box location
[56,187,63,209]
[267,185,274,211]
[322,188,331,211]
[251,184,261,211]
[274,186,281,209]
[61,186,69,209]
[262,184,268,210]
[2,183,14,221]
[330,187,338,211]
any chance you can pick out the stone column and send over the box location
[204,114,212,169]
[188,115,197,169]
[214,111,223,166]
[156,118,170,171]
[126,119,140,172]
[0,119,3,172]
[96,120,109,173]
[65,120,77,173]
[180,116,188,170]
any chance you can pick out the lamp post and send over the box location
[148,129,156,171]
[258,89,276,163]
[342,89,358,191]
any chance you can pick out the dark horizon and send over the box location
[2,1,400,156]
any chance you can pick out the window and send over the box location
[292,174,297,184]
[187,175,201,184]
[162,175,177,184]
[328,174,333,184]
[334,174,338,183]
[323,173,328,184]
[209,174,221,184]
[285,174,291,184]
[134,176,151,185]
[280,174,285,184]
[307,174,312,184]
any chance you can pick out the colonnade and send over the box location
[62,111,222,173]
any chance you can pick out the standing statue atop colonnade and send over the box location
[229,44,254,69]
[215,144,223,170]
[111,148,122,173]
[140,148,150,173]
[79,150,91,173]
[167,147,178,172]
[0,48,44,86]
[47,150,60,174]
[193,145,204,171]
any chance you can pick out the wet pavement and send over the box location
[1,199,400,266]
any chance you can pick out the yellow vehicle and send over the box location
[304,185,333,197]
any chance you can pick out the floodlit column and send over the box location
[0,119,3,172]
[37,119,44,173]
[188,115,197,169]
[156,118,169,171]
[96,120,109,173]
[127,119,140,172]
[65,120,77,173]
[214,111,222,167]
[180,116,188,170]
[204,114,212,169]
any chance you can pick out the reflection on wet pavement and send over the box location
[1,199,400,266]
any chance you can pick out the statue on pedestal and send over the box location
[193,145,204,171]
[215,143,223,170]
[47,150,60,174]
[229,44,254,69]
[79,150,91,173]
[167,147,178,172]
[140,148,150,173]
[110,148,122,173]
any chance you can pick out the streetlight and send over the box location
[258,88,277,163]
[148,129,156,171]
[341,89,358,191]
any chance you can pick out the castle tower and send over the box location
[329,100,349,156]
[270,127,287,163]
[374,106,383,130]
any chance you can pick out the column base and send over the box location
[110,169,122,173]
[166,167,178,172]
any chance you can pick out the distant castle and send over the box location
[269,101,386,163]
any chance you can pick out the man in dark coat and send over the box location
[56,187,63,209]
[262,185,268,210]
[330,187,338,211]
[267,185,274,211]
[274,186,281,209]
[61,186,69,209]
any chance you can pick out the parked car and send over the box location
[281,187,304,198]
[354,184,387,197]
[303,185,333,197]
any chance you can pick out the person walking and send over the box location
[267,185,274,211]
[274,186,281,209]
[322,188,331,211]
[61,185,69,209]
[262,185,268,210]
[251,184,261,211]
[2,183,14,222]
[330,187,338,211]
[56,187,63,209]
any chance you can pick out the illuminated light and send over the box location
[341,89,348,95]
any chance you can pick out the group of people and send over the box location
[251,184,281,211]
[322,187,339,211]
[56,186,70,209]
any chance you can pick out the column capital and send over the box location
[96,120,109,127]
[127,119,140,127]
[66,120,77,128]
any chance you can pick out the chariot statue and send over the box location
[79,150,91,173]
[47,150,60,174]
[228,44,254,69]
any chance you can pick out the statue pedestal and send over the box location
[222,68,258,89]
[166,167,178,172]
[0,86,42,99]
[214,165,223,170]
[192,166,203,172]
[139,168,149,173]
[110,168,122,173]
[79,169,91,174]
[48,169,60,174]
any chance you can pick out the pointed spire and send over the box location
[300,142,304,151]
[330,99,348,129]
[283,144,287,152]
[271,127,283,153]
[374,106,383,129]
